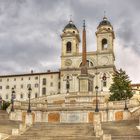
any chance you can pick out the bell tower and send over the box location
[95,16,116,92]
[96,16,115,53]
[61,20,80,57]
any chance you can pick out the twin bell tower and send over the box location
[60,16,115,95]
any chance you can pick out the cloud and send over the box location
[0,0,139,83]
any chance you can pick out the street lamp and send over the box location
[124,90,128,110]
[11,88,15,112]
[27,86,32,113]
[106,100,109,121]
[95,86,99,112]
[0,96,2,110]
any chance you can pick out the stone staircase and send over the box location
[0,110,20,135]
[102,120,140,140]
[130,106,140,120]
[7,123,99,140]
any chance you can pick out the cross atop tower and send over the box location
[69,15,73,23]
[103,11,107,20]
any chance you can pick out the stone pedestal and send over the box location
[139,116,140,126]
[93,112,103,137]
[136,116,140,130]
[102,134,112,140]
[123,110,131,120]
[10,112,16,120]
[78,74,93,93]
[19,123,26,132]
[93,112,101,125]
[25,113,33,126]
[12,129,19,136]
[95,128,103,137]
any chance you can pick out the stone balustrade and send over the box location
[13,99,140,112]
[8,95,140,123]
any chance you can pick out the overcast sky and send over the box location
[0,0,139,83]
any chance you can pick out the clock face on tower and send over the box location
[65,59,72,66]
[99,56,109,65]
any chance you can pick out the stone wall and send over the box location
[9,96,140,123]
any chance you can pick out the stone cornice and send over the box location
[60,65,115,72]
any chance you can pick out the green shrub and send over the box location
[1,101,10,110]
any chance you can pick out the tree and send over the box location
[1,101,10,110]
[109,69,133,101]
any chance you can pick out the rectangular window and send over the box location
[21,77,23,80]
[50,82,53,87]
[42,87,46,95]
[21,85,23,88]
[0,86,2,89]
[6,85,9,89]
[7,79,9,82]
[35,83,39,88]
[58,82,60,89]
[6,94,8,99]
[103,81,107,87]
[42,78,46,85]
[20,94,23,99]
[14,78,16,81]
[14,85,16,89]
[0,79,2,82]
[29,77,31,80]
[35,93,38,98]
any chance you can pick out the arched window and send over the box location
[102,39,108,50]
[66,80,70,90]
[79,60,93,67]
[103,81,107,87]
[20,94,23,99]
[35,93,38,98]
[66,42,72,53]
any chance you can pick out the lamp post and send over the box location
[95,86,99,112]
[124,90,128,110]
[11,88,15,112]
[27,86,32,113]
[0,96,2,110]
[106,100,109,121]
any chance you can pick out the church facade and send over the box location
[0,16,116,101]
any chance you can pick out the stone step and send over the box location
[30,126,93,130]
[7,123,96,140]
[23,131,94,136]
[0,121,20,135]
[7,135,100,140]
[23,127,94,136]
[33,122,92,126]
[0,110,9,120]
[112,135,140,140]
[102,120,140,138]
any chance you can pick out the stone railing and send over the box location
[13,98,140,112]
